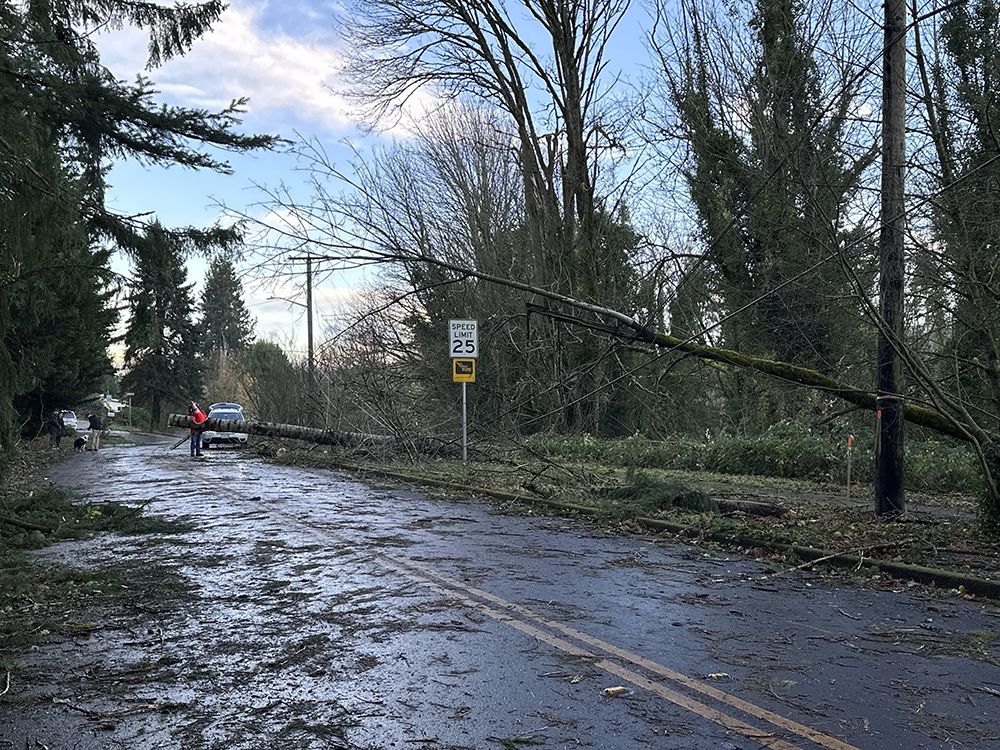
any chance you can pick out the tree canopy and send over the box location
[200,257,255,356]
[121,223,203,430]
[1,0,275,461]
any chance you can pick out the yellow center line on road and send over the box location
[263,505,857,750]
[388,555,862,750]
[384,560,805,750]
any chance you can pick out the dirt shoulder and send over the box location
[0,438,191,729]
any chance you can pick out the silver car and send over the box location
[201,408,248,449]
[61,410,78,430]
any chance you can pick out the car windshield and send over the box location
[62,411,76,419]
[210,411,243,422]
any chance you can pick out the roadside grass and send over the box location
[0,439,191,672]
[59,429,135,447]
[526,427,983,495]
[1,559,162,661]
[263,442,1000,586]
[100,433,136,447]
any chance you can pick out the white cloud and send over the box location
[95,2,355,132]
[245,281,361,355]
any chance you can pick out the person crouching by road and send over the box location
[86,412,104,451]
[189,402,208,458]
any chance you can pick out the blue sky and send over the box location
[95,0,374,355]
[95,0,650,357]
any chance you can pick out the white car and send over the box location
[209,402,244,414]
[61,411,78,430]
[201,407,248,449]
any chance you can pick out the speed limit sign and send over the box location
[449,319,478,466]
[448,319,478,359]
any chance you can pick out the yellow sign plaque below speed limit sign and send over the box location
[452,358,476,383]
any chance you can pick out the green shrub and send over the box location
[600,468,715,517]
[906,440,982,493]
[527,425,981,493]
[114,405,152,430]
[705,421,835,479]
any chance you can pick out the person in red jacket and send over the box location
[188,402,208,458]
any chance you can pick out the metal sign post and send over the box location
[449,320,478,466]
[452,357,476,463]
[846,435,854,501]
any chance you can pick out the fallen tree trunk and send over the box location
[527,303,981,442]
[527,305,1000,528]
[166,415,453,456]
[0,514,53,533]
[275,247,1000,524]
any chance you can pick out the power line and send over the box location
[659,0,965,304]
[478,150,1000,435]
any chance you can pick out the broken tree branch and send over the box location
[0,515,53,533]
[525,303,981,443]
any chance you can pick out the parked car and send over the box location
[201,407,248,449]
[209,402,244,413]
[61,410,78,430]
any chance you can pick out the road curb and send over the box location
[320,459,1000,601]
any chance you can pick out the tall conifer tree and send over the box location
[1,0,275,462]
[199,257,254,355]
[121,224,202,429]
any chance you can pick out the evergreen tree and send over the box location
[1,78,116,434]
[199,257,255,355]
[9,240,117,424]
[668,0,874,429]
[242,341,302,422]
[1,0,274,249]
[121,224,203,430]
[0,0,275,464]
[920,2,1000,428]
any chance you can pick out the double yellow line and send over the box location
[270,505,861,750]
[377,553,861,750]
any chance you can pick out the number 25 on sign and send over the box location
[449,319,478,466]
[449,319,478,358]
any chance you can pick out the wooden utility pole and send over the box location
[282,254,317,426]
[875,0,907,516]
[305,254,315,395]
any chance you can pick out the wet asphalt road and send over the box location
[3,438,1000,749]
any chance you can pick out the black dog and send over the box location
[74,436,87,453]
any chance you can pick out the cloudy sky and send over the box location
[96,0,378,356]
[94,0,647,360]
